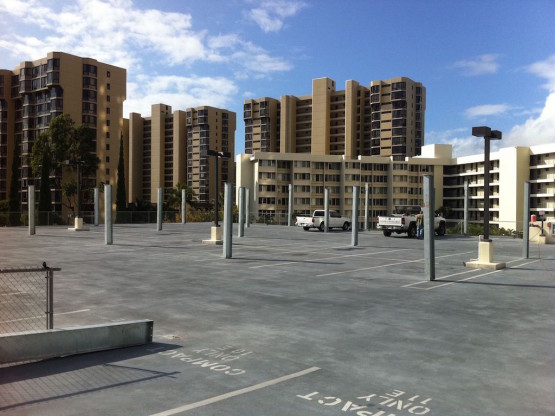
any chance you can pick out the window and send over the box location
[106,156,110,163]
[106,120,110,126]
[106,132,110,139]
[107,71,110,78]
[107,95,110,102]
[106,168,110,175]
[107,83,111,90]
[106,107,110,114]
[106,144,110,150]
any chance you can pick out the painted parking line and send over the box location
[249,248,409,269]
[150,366,320,416]
[407,259,540,290]
[316,251,474,277]
[0,308,91,324]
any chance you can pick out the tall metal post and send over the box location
[238,186,245,237]
[94,187,99,226]
[246,188,251,228]
[223,183,233,258]
[214,156,220,227]
[463,181,469,236]
[104,184,113,245]
[523,181,530,259]
[76,162,81,219]
[351,186,360,246]
[182,189,186,224]
[324,188,330,233]
[288,184,293,226]
[46,268,54,329]
[364,183,369,231]
[28,185,35,235]
[157,187,163,231]
[483,138,491,240]
[424,175,435,280]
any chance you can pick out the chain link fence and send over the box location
[0,266,59,334]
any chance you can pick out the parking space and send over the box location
[1,223,554,415]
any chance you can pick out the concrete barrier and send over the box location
[0,319,153,364]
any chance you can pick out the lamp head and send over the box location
[472,126,491,138]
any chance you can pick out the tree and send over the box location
[30,114,99,222]
[166,183,197,211]
[116,132,127,222]
[30,132,53,224]
[8,138,21,225]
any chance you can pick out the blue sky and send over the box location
[1,0,554,157]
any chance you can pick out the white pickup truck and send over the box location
[377,205,446,238]
[295,210,351,231]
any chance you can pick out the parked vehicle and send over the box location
[295,210,351,231]
[377,205,446,238]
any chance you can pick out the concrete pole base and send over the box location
[203,225,223,245]
[465,238,506,270]
[68,217,89,231]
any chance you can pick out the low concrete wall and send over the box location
[0,319,153,364]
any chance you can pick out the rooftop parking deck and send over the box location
[1,223,554,415]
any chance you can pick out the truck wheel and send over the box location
[437,222,446,236]
[343,222,350,231]
[408,223,417,238]
[303,226,310,231]
[383,230,391,237]
[319,222,325,232]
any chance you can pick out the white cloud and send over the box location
[246,0,307,33]
[464,104,513,118]
[124,74,239,115]
[526,53,555,91]
[452,54,500,76]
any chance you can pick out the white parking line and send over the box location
[249,248,408,269]
[0,308,91,324]
[150,366,320,416]
[407,259,540,290]
[316,251,474,277]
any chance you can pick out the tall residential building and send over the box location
[128,104,236,205]
[236,143,555,232]
[0,51,126,214]
[243,76,425,160]
[186,106,236,204]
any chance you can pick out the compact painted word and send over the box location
[158,345,252,376]
[296,389,432,415]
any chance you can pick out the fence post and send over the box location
[523,181,530,259]
[157,187,163,231]
[94,187,99,226]
[324,188,330,232]
[352,186,360,246]
[464,181,469,236]
[223,183,233,259]
[46,268,54,329]
[424,175,436,281]
[28,185,35,235]
[105,184,113,245]
[246,188,251,228]
[182,189,186,224]
[288,184,293,226]
[364,183,369,231]
[238,187,245,237]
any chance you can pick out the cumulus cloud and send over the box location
[246,0,307,32]
[124,74,239,115]
[452,54,500,76]
[464,103,513,118]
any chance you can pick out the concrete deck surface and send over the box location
[0,223,553,415]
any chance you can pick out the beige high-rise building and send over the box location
[0,51,126,216]
[186,106,236,204]
[243,76,425,160]
[128,104,235,206]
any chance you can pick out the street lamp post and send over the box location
[471,126,502,240]
[204,149,231,227]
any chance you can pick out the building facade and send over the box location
[243,77,425,160]
[128,104,236,205]
[0,51,126,215]
[236,143,555,232]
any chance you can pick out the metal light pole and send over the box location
[204,149,231,227]
[471,126,501,240]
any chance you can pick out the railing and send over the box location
[0,265,60,334]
